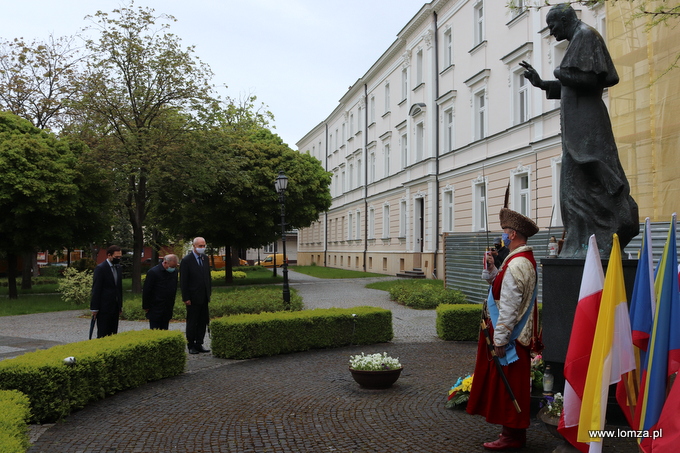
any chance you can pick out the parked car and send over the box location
[255,254,287,268]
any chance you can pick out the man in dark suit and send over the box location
[142,254,179,330]
[180,237,211,354]
[90,245,123,338]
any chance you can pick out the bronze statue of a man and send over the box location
[520,4,638,258]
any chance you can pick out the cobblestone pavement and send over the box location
[2,270,638,452]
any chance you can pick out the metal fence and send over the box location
[443,220,679,305]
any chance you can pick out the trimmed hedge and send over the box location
[0,330,186,423]
[436,304,483,341]
[388,280,467,309]
[436,303,543,341]
[0,390,31,453]
[211,306,393,359]
[122,286,303,321]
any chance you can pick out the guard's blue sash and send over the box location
[486,280,536,366]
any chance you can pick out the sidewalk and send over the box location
[1,270,637,452]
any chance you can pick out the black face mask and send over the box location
[495,244,502,250]
[111,258,121,265]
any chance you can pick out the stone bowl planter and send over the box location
[349,367,403,389]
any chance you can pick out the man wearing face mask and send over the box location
[142,254,179,330]
[492,235,510,269]
[180,237,212,354]
[90,245,124,338]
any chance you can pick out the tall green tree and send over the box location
[161,127,332,282]
[74,2,216,292]
[0,112,110,299]
[0,35,84,130]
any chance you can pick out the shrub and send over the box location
[58,267,93,305]
[38,265,64,278]
[121,286,303,321]
[210,270,246,280]
[436,304,483,341]
[0,390,31,453]
[388,281,466,309]
[0,330,185,423]
[211,306,393,359]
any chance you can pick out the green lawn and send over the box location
[0,294,76,317]
[365,278,444,292]
[290,265,386,279]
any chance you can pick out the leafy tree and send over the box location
[161,127,332,282]
[73,2,217,293]
[0,112,110,299]
[0,35,84,130]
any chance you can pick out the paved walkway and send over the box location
[1,271,637,452]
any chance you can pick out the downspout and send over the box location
[363,83,369,272]
[324,122,329,267]
[433,11,441,280]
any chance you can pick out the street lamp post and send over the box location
[274,171,290,308]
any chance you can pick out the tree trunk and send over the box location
[128,173,147,294]
[224,244,233,284]
[21,251,33,290]
[7,253,19,299]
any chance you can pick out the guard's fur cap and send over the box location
[499,208,539,238]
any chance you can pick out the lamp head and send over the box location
[274,171,288,193]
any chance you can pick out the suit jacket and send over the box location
[180,252,211,305]
[90,260,123,315]
[142,263,178,321]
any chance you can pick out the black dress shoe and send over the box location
[188,347,200,354]
[195,345,211,353]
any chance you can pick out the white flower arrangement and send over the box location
[349,352,402,371]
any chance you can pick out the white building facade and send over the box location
[296,0,606,279]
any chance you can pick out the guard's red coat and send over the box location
[466,323,531,429]
[466,251,534,429]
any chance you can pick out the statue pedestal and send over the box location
[540,258,638,393]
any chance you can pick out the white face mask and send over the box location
[166,267,176,273]
[195,247,206,255]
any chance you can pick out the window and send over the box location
[350,114,354,135]
[399,200,407,237]
[382,205,390,238]
[384,83,390,112]
[551,157,563,226]
[370,96,375,123]
[474,1,485,45]
[473,178,487,232]
[518,174,530,216]
[514,68,529,124]
[474,89,486,140]
[443,189,454,232]
[356,211,361,240]
[369,152,376,183]
[333,173,339,197]
[401,133,408,168]
[384,143,391,177]
[416,122,424,161]
[329,133,333,150]
[445,108,454,151]
[368,208,375,239]
[416,49,423,86]
[348,212,353,240]
[341,169,346,193]
[443,29,453,67]
[401,68,408,100]
[357,158,362,187]
[357,106,362,131]
[348,163,354,191]
[342,123,346,143]
[512,0,525,17]
[335,128,339,149]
